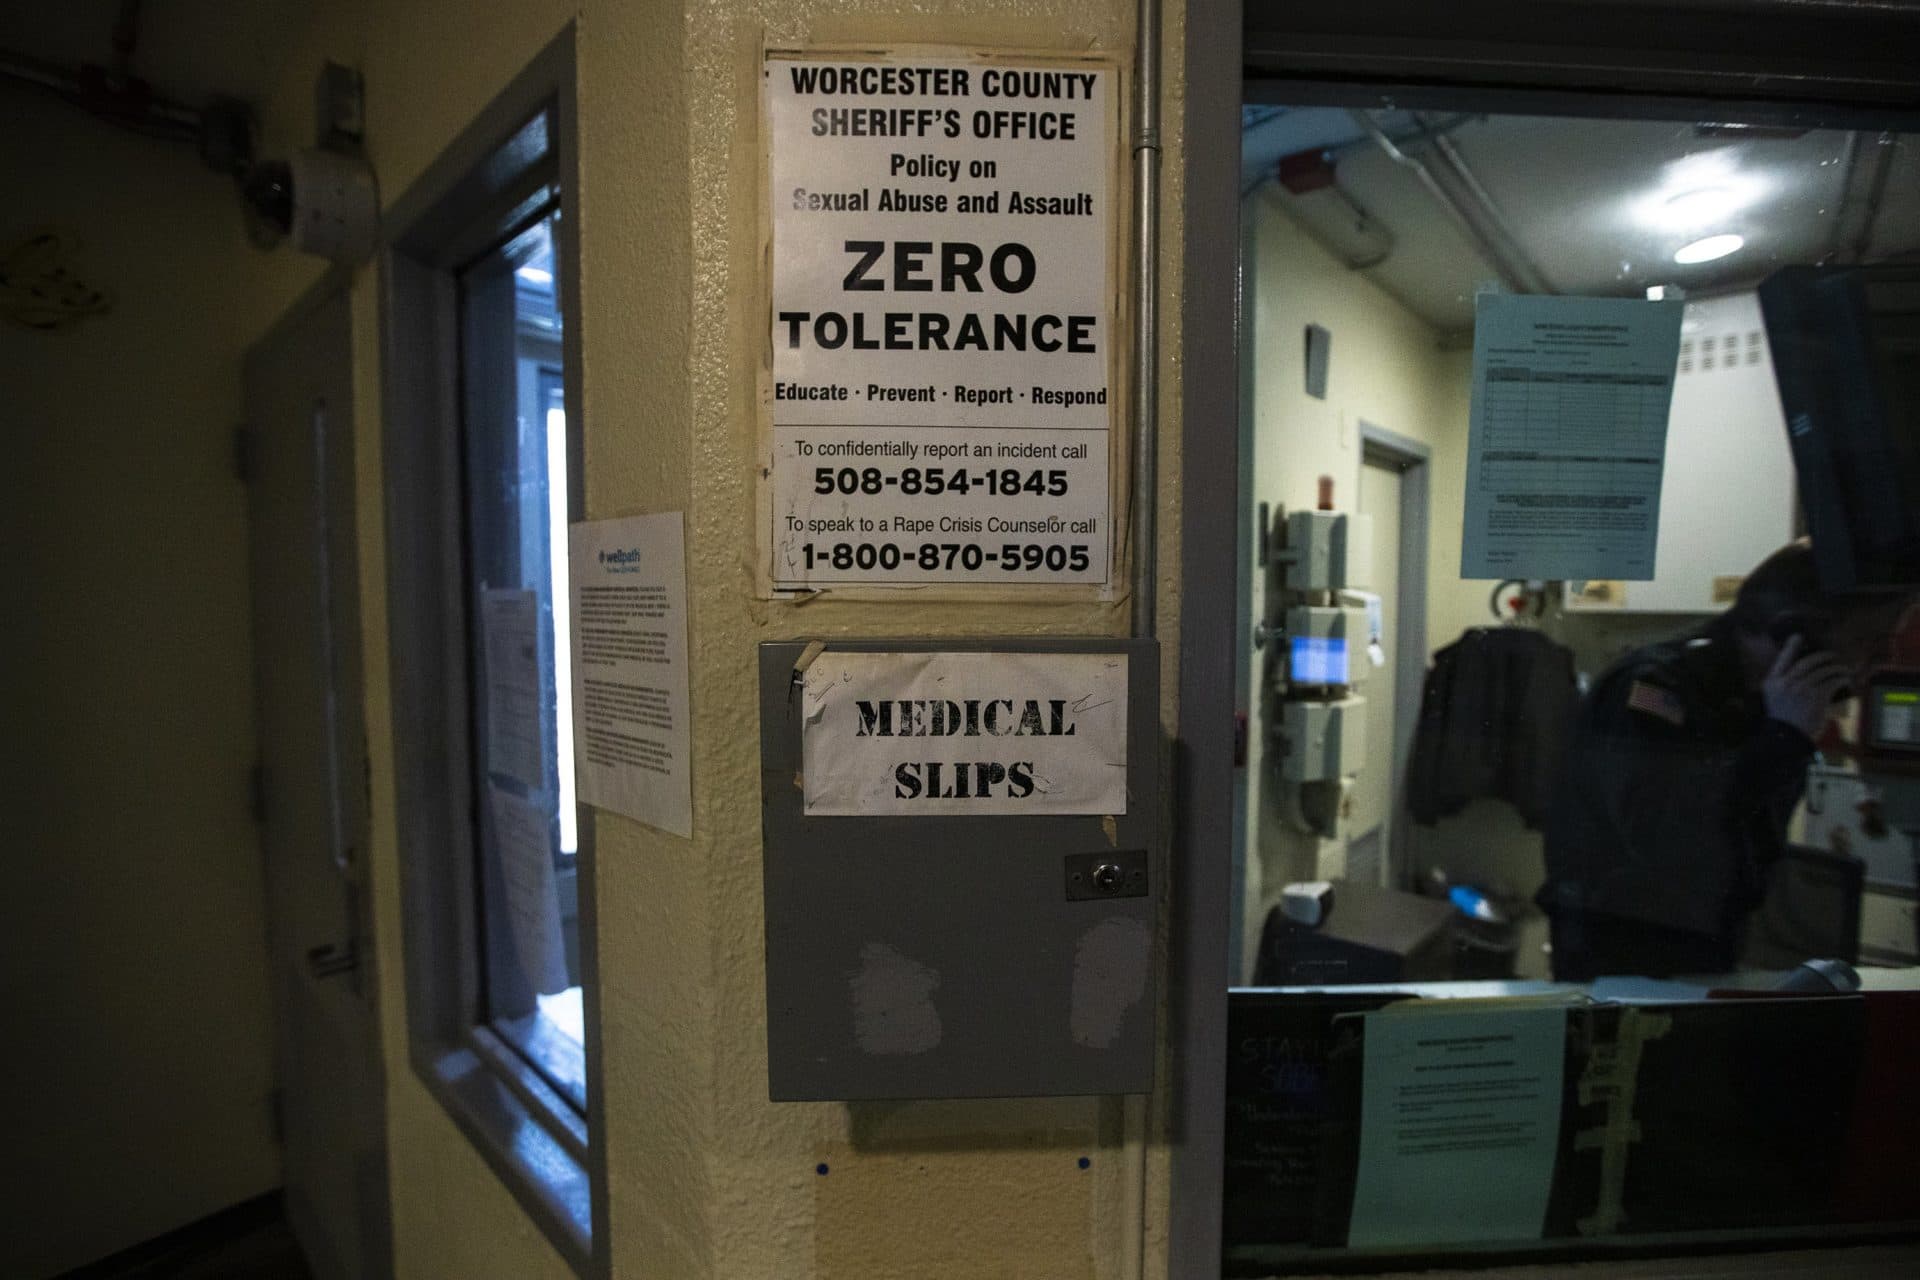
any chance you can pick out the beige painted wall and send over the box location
[1240,190,1489,980]
[0,88,281,1278]
[232,0,1190,1274]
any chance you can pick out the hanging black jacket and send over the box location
[1406,627,1579,829]
[1536,617,1813,940]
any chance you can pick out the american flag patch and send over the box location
[1626,680,1686,727]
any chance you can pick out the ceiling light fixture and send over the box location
[1673,234,1745,265]
[1662,186,1738,226]
[516,265,553,285]
[1631,153,1769,232]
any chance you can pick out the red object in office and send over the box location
[1889,600,1920,665]
[1276,148,1335,195]
[1317,475,1334,511]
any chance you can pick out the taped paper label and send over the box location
[801,651,1126,815]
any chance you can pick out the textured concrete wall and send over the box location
[611,1,1186,1275]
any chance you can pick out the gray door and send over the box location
[1349,459,1404,887]
[243,284,391,1280]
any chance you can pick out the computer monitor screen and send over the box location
[1868,679,1920,751]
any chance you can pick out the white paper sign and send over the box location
[488,784,569,995]
[568,513,693,838]
[481,588,545,789]
[765,53,1118,588]
[800,651,1127,816]
[1461,294,1684,581]
[1347,1005,1567,1247]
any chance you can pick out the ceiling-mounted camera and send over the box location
[240,148,379,264]
[237,62,378,265]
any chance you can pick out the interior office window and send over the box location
[387,56,594,1266]
[1224,96,1920,1272]
[459,207,589,1109]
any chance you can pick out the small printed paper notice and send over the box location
[1347,1004,1567,1248]
[764,52,1119,589]
[481,588,546,789]
[487,784,569,995]
[800,651,1126,816]
[1462,294,1684,581]
[568,513,693,838]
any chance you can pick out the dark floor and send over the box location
[59,1196,312,1280]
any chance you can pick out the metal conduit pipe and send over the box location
[1850,131,1898,264]
[1119,9,1158,1276]
[1348,108,1537,297]
[1128,0,1162,642]
[1420,120,1557,295]
[0,47,203,138]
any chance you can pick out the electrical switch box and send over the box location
[758,638,1160,1101]
[1283,510,1350,590]
[1279,697,1366,782]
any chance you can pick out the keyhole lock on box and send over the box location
[1064,849,1149,900]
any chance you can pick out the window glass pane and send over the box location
[1227,103,1920,1264]
[1234,110,1920,992]
[457,204,586,1108]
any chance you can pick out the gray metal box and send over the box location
[758,638,1160,1100]
[1284,509,1350,590]
[1279,697,1367,782]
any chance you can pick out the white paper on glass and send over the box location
[1462,294,1685,581]
[1347,1003,1568,1248]
[481,588,545,789]
[487,783,569,996]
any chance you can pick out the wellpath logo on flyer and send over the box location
[598,547,644,573]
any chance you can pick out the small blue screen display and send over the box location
[1290,636,1348,685]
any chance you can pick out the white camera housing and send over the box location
[287,149,379,264]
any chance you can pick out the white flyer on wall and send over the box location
[764,52,1119,588]
[568,513,693,838]
[800,650,1127,816]
[1461,293,1684,581]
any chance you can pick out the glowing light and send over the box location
[1629,151,1768,232]
[516,265,553,285]
[1673,234,1745,264]
[1662,186,1738,225]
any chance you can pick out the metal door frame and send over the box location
[1359,422,1431,890]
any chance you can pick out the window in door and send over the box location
[383,53,599,1272]
[458,208,589,1109]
